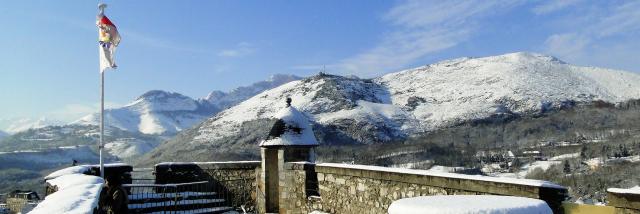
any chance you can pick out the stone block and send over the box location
[357,183,366,191]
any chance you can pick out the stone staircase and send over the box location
[127,191,233,214]
[126,168,234,214]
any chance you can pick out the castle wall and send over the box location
[278,162,568,214]
[154,161,572,214]
[607,191,640,214]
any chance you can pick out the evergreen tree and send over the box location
[580,144,588,160]
[563,160,571,174]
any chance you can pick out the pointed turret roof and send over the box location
[259,98,318,147]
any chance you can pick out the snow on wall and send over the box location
[608,186,640,195]
[31,168,104,214]
[317,163,565,189]
[388,195,552,214]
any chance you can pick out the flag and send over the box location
[97,4,121,72]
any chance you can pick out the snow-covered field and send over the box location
[486,153,580,178]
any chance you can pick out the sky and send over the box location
[1,0,639,123]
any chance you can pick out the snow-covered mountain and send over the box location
[140,52,640,163]
[73,74,302,136]
[73,90,216,135]
[0,130,8,140]
[0,117,64,134]
[204,74,302,109]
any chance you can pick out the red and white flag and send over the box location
[97,4,121,72]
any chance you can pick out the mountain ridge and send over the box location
[72,74,302,135]
[138,52,640,164]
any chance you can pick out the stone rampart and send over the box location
[278,162,568,214]
[607,189,640,214]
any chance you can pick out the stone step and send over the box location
[128,201,229,213]
[128,192,219,204]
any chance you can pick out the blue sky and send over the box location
[1,0,639,122]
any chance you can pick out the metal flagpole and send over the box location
[100,69,105,178]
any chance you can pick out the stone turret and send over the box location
[259,98,318,213]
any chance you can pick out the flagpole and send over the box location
[100,70,104,178]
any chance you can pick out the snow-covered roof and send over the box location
[31,167,104,214]
[388,195,552,214]
[317,163,565,189]
[608,186,640,194]
[259,104,318,147]
[44,163,130,180]
[44,165,91,180]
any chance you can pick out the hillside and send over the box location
[0,130,7,140]
[137,52,640,164]
[73,90,217,135]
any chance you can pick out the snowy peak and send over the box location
[204,74,303,109]
[74,90,214,135]
[0,117,63,134]
[72,74,301,136]
[376,52,640,129]
[186,52,640,147]
[128,90,202,112]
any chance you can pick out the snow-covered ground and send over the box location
[104,138,161,160]
[388,195,552,214]
[486,153,580,179]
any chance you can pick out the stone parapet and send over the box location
[607,190,640,214]
[279,162,567,214]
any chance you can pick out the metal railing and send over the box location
[124,181,232,214]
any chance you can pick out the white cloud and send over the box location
[217,42,255,57]
[336,0,522,77]
[532,0,582,15]
[541,1,640,70]
[543,33,590,59]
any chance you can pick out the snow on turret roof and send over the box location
[260,99,318,147]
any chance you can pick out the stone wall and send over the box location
[607,190,640,214]
[154,161,570,214]
[278,162,568,214]
[155,161,260,211]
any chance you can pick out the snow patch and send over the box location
[608,186,640,195]
[317,163,565,189]
[388,195,552,214]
